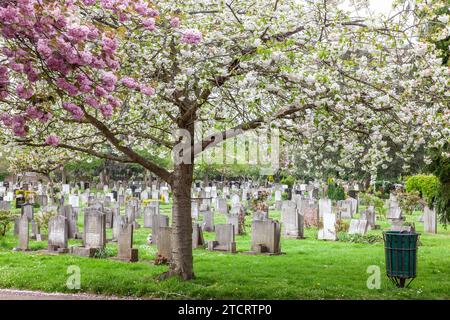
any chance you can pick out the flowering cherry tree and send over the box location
[0,0,448,280]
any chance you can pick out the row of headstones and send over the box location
[279,197,377,240]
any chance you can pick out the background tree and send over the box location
[0,0,447,280]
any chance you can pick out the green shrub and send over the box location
[338,233,383,244]
[359,193,387,218]
[34,210,57,233]
[280,175,296,188]
[405,175,440,205]
[397,191,423,215]
[327,183,346,201]
[0,210,15,237]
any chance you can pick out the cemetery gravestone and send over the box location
[156,226,172,263]
[192,223,205,249]
[281,201,304,238]
[248,220,281,255]
[48,215,69,253]
[144,205,157,228]
[319,198,332,218]
[207,224,236,253]
[348,219,368,235]
[151,214,169,242]
[16,215,29,251]
[423,206,437,234]
[116,221,138,262]
[318,213,338,241]
[201,210,215,232]
[72,211,106,257]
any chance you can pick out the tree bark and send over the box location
[168,161,194,280]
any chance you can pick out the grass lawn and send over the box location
[0,201,449,300]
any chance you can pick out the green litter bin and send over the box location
[383,231,420,288]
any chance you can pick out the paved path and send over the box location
[0,289,146,300]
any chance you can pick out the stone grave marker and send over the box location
[253,210,269,221]
[21,203,34,221]
[318,213,337,241]
[48,215,69,253]
[248,220,281,255]
[151,214,169,243]
[192,223,205,249]
[281,200,304,238]
[337,200,352,219]
[156,226,172,263]
[423,206,437,234]
[302,202,319,228]
[348,197,358,216]
[207,224,236,253]
[16,215,29,251]
[144,205,157,228]
[319,198,332,218]
[191,201,199,220]
[116,220,138,262]
[348,219,368,235]
[71,210,106,257]
[226,214,243,236]
[216,198,228,214]
[201,210,215,232]
[361,206,377,230]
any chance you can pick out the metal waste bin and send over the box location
[383,231,420,288]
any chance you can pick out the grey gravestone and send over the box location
[16,215,29,251]
[191,201,199,220]
[126,204,140,229]
[249,220,281,254]
[143,205,157,228]
[151,214,169,241]
[156,226,172,262]
[48,215,69,253]
[201,211,214,232]
[21,203,34,221]
[116,221,138,262]
[348,219,368,235]
[192,223,205,249]
[361,206,376,229]
[104,208,114,229]
[207,224,236,253]
[112,214,125,242]
[319,198,332,218]
[216,198,228,214]
[337,200,352,219]
[72,210,107,256]
[348,197,358,216]
[281,201,303,238]
[423,206,437,234]
[226,215,241,236]
[118,195,125,207]
[318,213,337,241]
[253,210,269,221]
[302,204,319,228]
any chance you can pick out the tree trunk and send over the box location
[168,162,194,280]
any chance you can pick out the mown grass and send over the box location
[0,202,448,300]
